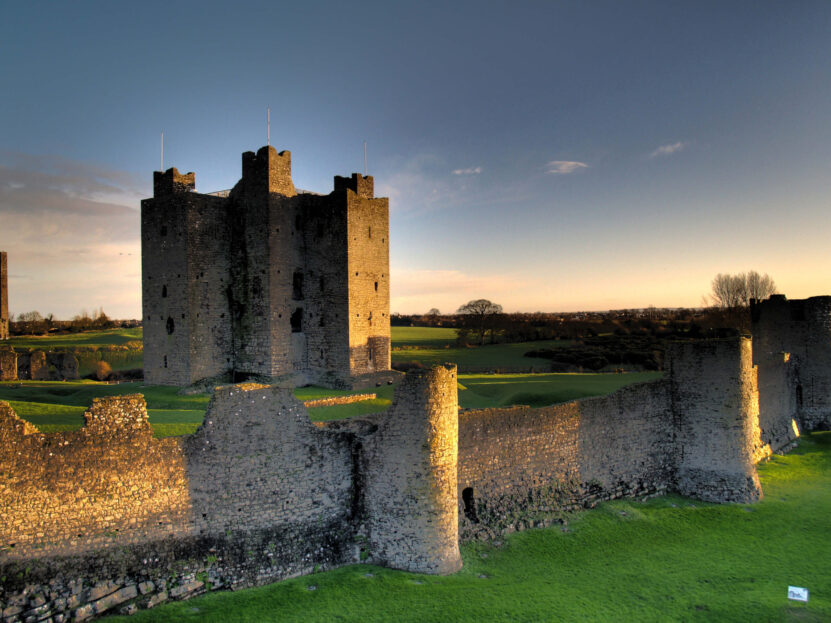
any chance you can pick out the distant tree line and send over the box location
[9,308,133,336]
[395,271,777,351]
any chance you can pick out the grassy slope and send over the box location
[5,328,142,348]
[458,371,663,408]
[6,328,144,375]
[391,326,569,372]
[1,370,661,433]
[106,432,831,623]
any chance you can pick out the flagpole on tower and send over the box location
[160,132,164,171]
[364,141,367,176]
[267,107,270,147]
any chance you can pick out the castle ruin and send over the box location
[2,298,830,619]
[142,146,391,388]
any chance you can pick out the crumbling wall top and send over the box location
[334,172,374,199]
[153,167,196,196]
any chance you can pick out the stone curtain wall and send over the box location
[0,370,459,621]
[457,338,770,538]
[457,380,674,537]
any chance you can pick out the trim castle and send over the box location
[1,145,830,621]
[141,146,392,388]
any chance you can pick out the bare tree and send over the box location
[710,271,777,308]
[427,308,441,317]
[746,271,777,303]
[456,299,503,345]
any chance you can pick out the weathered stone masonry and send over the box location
[142,147,391,389]
[1,366,460,620]
[1,307,826,619]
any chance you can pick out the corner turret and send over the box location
[334,173,374,198]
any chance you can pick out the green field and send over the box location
[5,326,568,376]
[391,326,571,372]
[1,370,661,434]
[458,371,663,408]
[5,328,142,349]
[6,328,144,376]
[103,432,831,622]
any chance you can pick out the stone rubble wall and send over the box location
[0,349,79,382]
[302,393,376,408]
[0,370,455,621]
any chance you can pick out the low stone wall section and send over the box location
[303,393,376,408]
[457,380,674,538]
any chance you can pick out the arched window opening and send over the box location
[161,285,167,298]
[166,317,175,335]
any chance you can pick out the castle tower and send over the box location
[751,295,831,431]
[363,364,462,574]
[0,252,8,340]
[141,146,391,388]
[141,168,233,385]
[668,338,762,503]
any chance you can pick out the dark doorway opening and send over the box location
[291,308,303,333]
[462,487,479,523]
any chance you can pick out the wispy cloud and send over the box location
[0,153,142,318]
[649,141,687,158]
[452,166,482,175]
[546,160,588,175]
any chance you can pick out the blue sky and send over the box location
[1,1,829,318]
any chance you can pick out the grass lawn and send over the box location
[393,339,571,372]
[391,326,570,372]
[104,432,831,622]
[5,328,144,375]
[0,370,661,433]
[457,371,663,408]
[5,328,142,349]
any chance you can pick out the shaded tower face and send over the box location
[0,252,8,340]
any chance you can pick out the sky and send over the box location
[1,1,830,318]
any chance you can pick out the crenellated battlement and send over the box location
[153,167,196,196]
[334,172,374,198]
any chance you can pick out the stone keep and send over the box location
[141,146,391,387]
[0,251,8,340]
